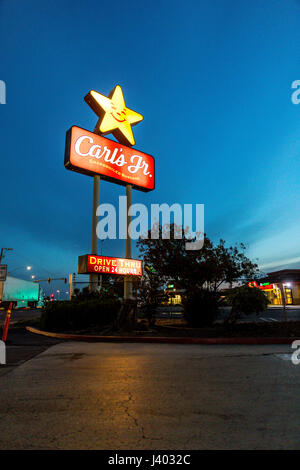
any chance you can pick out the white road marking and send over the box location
[275,354,293,361]
[259,317,278,322]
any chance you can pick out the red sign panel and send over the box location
[249,281,275,290]
[78,255,143,276]
[258,284,275,290]
[65,126,155,192]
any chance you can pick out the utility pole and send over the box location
[0,248,12,302]
[69,273,75,300]
[0,248,13,264]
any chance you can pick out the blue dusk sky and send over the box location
[1,0,300,295]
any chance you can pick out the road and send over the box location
[218,306,300,323]
[1,305,300,326]
[0,340,300,449]
[0,308,41,325]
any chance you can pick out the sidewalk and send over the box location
[0,327,60,377]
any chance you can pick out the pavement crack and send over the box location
[123,392,150,440]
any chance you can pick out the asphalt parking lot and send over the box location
[0,340,300,449]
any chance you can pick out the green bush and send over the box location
[225,285,269,322]
[40,298,120,332]
[182,290,219,327]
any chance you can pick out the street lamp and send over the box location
[8,265,32,275]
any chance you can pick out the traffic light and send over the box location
[64,278,67,284]
[50,293,54,298]
[48,277,51,284]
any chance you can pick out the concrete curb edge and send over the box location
[25,326,299,345]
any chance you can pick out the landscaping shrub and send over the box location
[225,285,269,323]
[182,290,219,327]
[40,298,120,332]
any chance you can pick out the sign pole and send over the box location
[66,85,153,302]
[124,184,132,300]
[0,264,8,303]
[89,175,100,292]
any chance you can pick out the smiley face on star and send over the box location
[84,85,143,146]
[110,102,127,123]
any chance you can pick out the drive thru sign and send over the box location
[78,254,143,277]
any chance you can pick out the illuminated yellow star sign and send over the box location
[84,85,143,146]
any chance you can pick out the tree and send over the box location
[136,270,166,327]
[224,285,269,324]
[137,223,259,295]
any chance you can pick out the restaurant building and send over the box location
[164,282,184,305]
[164,270,300,306]
[251,269,300,305]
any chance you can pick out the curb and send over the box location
[25,326,299,345]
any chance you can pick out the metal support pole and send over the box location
[280,282,287,322]
[124,184,132,300]
[100,240,103,292]
[89,175,100,292]
[0,281,4,303]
